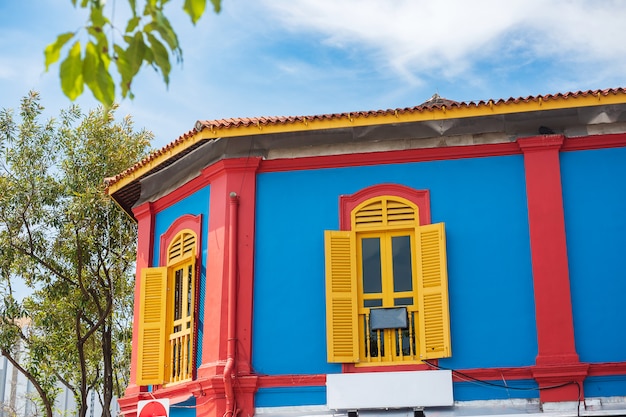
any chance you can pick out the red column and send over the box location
[196,158,260,417]
[518,136,588,403]
[118,202,154,417]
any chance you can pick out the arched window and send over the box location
[164,230,196,383]
[136,215,200,386]
[325,186,451,366]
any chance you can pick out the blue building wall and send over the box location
[453,379,539,402]
[252,155,537,405]
[170,397,197,417]
[143,147,626,408]
[255,387,327,408]
[153,186,211,370]
[584,375,626,398]
[561,147,626,363]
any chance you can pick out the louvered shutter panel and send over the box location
[415,223,452,359]
[324,230,359,363]
[137,267,167,385]
[168,231,196,264]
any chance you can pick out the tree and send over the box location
[0,92,152,417]
[45,0,222,107]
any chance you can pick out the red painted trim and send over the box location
[562,132,626,152]
[259,142,522,173]
[339,184,431,230]
[258,375,327,388]
[195,158,261,417]
[147,157,264,214]
[255,361,626,389]
[120,361,626,417]
[455,366,534,382]
[198,171,230,374]
[342,362,433,373]
[588,362,626,377]
[519,135,578,365]
[198,157,262,371]
[253,132,626,174]
[518,135,566,153]
[133,202,156,271]
[223,194,239,415]
[518,135,581,402]
[202,157,264,181]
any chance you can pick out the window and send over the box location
[137,229,198,385]
[325,191,451,365]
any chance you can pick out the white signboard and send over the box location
[327,370,453,410]
[137,399,170,417]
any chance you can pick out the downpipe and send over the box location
[224,192,239,417]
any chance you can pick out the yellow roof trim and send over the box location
[107,89,626,195]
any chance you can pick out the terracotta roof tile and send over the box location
[105,87,626,192]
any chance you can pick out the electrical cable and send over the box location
[423,360,582,416]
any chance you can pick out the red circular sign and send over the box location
[139,401,167,417]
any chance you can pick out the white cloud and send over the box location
[262,0,626,86]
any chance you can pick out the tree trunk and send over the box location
[101,321,113,417]
[1,350,54,417]
[77,315,89,417]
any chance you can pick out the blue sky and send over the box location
[1,0,626,149]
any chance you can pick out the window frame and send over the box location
[356,229,420,363]
[136,214,202,386]
[164,236,196,384]
[325,184,450,369]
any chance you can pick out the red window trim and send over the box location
[159,214,202,266]
[339,183,431,230]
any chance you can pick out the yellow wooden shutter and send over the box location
[137,267,167,385]
[415,223,452,359]
[324,230,359,363]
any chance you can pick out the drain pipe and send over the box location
[224,191,239,417]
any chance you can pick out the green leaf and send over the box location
[143,47,154,66]
[146,33,171,85]
[60,42,84,101]
[114,45,132,98]
[89,3,107,28]
[44,32,75,71]
[83,42,115,107]
[115,42,141,100]
[146,11,181,60]
[183,0,206,24]
[125,16,141,33]
[129,0,138,16]
[126,32,147,77]
[143,0,157,16]
[83,43,99,82]
[210,0,221,13]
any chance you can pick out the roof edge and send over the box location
[106,88,626,195]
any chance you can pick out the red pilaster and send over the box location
[518,136,587,402]
[119,202,154,417]
[196,157,261,417]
